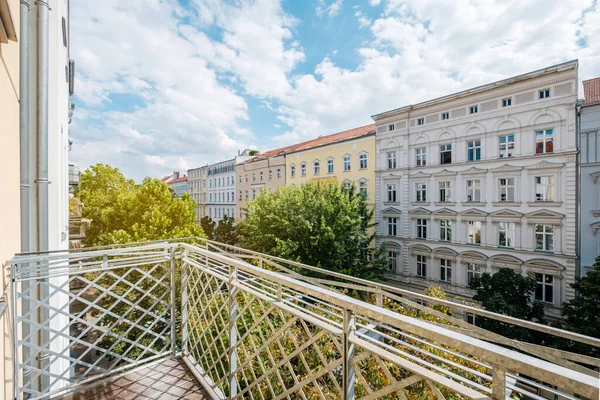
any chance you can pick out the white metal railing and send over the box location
[7,240,600,400]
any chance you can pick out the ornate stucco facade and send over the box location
[373,61,579,317]
[579,78,600,275]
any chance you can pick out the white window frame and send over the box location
[301,163,306,176]
[387,151,397,169]
[439,220,452,242]
[467,221,482,244]
[535,129,554,154]
[415,182,427,202]
[498,177,515,202]
[387,217,398,236]
[314,160,320,175]
[440,259,452,283]
[499,135,515,158]
[440,144,452,165]
[467,140,481,161]
[416,255,427,277]
[268,170,272,180]
[535,176,554,201]
[502,98,512,107]
[387,183,397,203]
[417,118,424,125]
[535,224,554,252]
[358,179,368,196]
[416,147,427,166]
[439,181,452,202]
[343,155,351,171]
[467,263,483,284]
[442,112,449,120]
[277,169,281,179]
[535,273,554,303]
[359,152,368,169]
[388,251,398,272]
[498,222,515,248]
[388,124,395,131]
[539,89,550,99]
[290,165,296,178]
[327,158,334,173]
[416,218,427,239]
[469,105,478,114]
[466,179,481,202]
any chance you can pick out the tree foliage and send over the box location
[214,215,240,245]
[239,182,387,280]
[469,268,545,341]
[199,216,216,240]
[80,163,203,246]
[562,257,600,339]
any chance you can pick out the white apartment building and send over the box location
[188,165,208,223]
[206,150,253,222]
[579,78,600,275]
[373,60,578,317]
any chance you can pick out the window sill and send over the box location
[526,201,562,207]
[439,280,451,285]
[535,152,554,155]
[534,249,554,254]
[434,202,456,206]
[492,201,522,207]
[383,202,400,206]
[460,202,486,207]
[465,242,481,246]
[411,202,431,206]
[497,245,515,249]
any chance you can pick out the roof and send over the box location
[372,59,579,120]
[285,123,376,154]
[583,77,600,106]
[168,175,188,184]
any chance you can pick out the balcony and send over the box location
[6,239,600,400]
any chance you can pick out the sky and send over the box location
[69,0,600,181]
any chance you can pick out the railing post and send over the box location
[375,288,383,308]
[181,250,189,357]
[343,309,356,400]
[228,264,238,399]
[170,247,177,356]
[491,364,506,400]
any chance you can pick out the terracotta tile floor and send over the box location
[60,357,211,400]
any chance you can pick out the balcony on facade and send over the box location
[4,238,599,400]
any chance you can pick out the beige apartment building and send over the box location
[0,1,19,398]
[236,146,292,219]
[188,164,208,223]
[285,124,377,206]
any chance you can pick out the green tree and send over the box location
[239,181,386,280]
[199,216,216,240]
[80,163,203,246]
[562,257,600,339]
[469,268,545,341]
[214,215,239,245]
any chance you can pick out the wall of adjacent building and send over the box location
[579,103,600,274]
[236,155,286,219]
[374,61,578,318]
[284,135,377,206]
[0,1,20,397]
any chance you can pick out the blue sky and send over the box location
[69,0,600,181]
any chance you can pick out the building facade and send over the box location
[206,150,253,222]
[236,147,291,219]
[373,61,579,317]
[188,165,207,223]
[161,171,189,197]
[579,77,600,275]
[285,125,377,207]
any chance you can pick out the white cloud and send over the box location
[316,0,344,18]
[369,0,381,5]
[355,11,372,29]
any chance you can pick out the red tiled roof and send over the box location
[583,78,600,106]
[290,124,376,153]
[247,145,296,163]
[168,175,188,184]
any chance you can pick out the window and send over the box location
[466,180,481,202]
[301,163,306,176]
[389,124,395,131]
[260,172,264,181]
[415,182,427,202]
[498,178,515,202]
[502,98,512,107]
[387,151,397,169]
[439,181,452,202]
[440,144,452,164]
[466,313,476,325]
[388,251,397,272]
[535,225,554,251]
[343,155,351,171]
[439,220,452,241]
[290,165,296,178]
[442,112,449,120]
[387,184,397,202]
[499,135,515,158]
[535,129,553,154]
[535,273,553,303]
[359,180,368,196]
[343,180,352,190]
[245,175,248,183]
[239,175,242,183]
[416,255,427,277]
[245,190,248,199]
[268,170,272,180]
[387,217,398,236]
[416,219,427,239]
[467,140,481,161]
[467,221,482,244]
[467,264,483,284]
[239,191,242,201]
[277,169,281,179]
[359,153,368,169]
[535,176,554,201]
[417,118,424,125]
[470,105,478,114]
[539,89,550,99]
[440,259,452,283]
[498,222,515,247]
[252,173,256,182]
[327,159,334,173]
[314,161,320,175]
[416,147,427,166]
[252,189,256,199]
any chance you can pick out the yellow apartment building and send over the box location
[284,124,377,206]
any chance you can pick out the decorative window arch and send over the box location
[357,178,368,196]
[342,154,351,171]
[358,151,368,169]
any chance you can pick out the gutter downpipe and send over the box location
[19,0,32,397]
[36,0,50,394]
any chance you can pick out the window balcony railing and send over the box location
[6,239,599,400]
